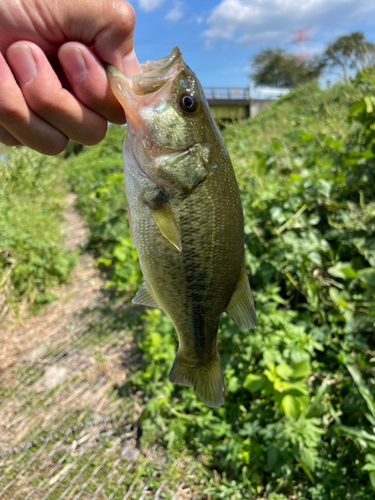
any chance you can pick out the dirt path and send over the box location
[0,195,200,500]
[0,194,107,374]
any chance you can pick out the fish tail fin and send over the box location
[168,349,225,407]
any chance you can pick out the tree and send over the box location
[249,48,323,89]
[323,31,375,79]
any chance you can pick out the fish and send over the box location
[106,47,256,407]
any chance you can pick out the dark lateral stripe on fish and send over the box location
[192,305,206,351]
[179,213,210,356]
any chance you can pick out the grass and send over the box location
[0,147,76,320]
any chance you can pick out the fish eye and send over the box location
[179,92,199,113]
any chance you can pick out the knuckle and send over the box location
[122,1,136,22]
[116,1,136,31]
[0,98,26,123]
[26,92,59,116]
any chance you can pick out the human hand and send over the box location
[0,0,141,154]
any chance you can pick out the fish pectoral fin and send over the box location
[168,350,225,408]
[225,264,257,329]
[148,204,182,252]
[132,282,160,309]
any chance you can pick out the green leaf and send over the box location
[347,365,375,422]
[300,447,315,472]
[281,394,299,417]
[271,138,282,151]
[357,268,375,289]
[342,152,365,166]
[276,363,294,381]
[306,377,329,418]
[292,361,310,380]
[97,257,112,267]
[365,96,374,113]
[328,262,357,279]
[370,472,375,491]
[335,425,375,444]
[243,374,265,392]
[349,99,366,116]
[328,287,350,308]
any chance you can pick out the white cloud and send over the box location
[138,0,166,12]
[165,1,185,21]
[202,0,375,47]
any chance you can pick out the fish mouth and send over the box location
[105,46,183,97]
[135,46,182,95]
[105,46,184,129]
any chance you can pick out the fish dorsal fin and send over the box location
[226,264,257,329]
[132,282,160,309]
[148,204,182,252]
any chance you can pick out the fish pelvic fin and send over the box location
[168,350,225,408]
[132,282,160,309]
[226,263,257,329]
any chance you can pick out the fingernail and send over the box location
[122,49,141,77]
[59,47,87,81]
[9,45,36,84]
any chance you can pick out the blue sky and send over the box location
[128,0,375,89]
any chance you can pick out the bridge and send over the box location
[203,86,289,121]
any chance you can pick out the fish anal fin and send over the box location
[132,282,160,309]
[226,264,257,329]
[148,204,182,252]
[168,350,224,408]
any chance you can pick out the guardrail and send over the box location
[203,86,290,100]
[203,87,249,100]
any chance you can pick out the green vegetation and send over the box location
[250,48,324,88]
[323,32,375,80]
[250,31,375,87]
[3,37,374,499]
[64,69,375,499]
[0,148,76,319]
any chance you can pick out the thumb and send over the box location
[60,0,141,75]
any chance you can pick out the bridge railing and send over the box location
[203,87,249,100]
[203,86,290,100]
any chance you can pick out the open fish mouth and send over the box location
[135,47,183,95]
[105,47,184,133]
[105,47,183,97]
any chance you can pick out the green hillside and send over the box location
[64,71,375,499]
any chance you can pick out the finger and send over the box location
[7,41,108,146]
[59,0,141,75]
[58,42,125,124]
[0,1,141,76]
[0,125,21,146]
[0,53,68,155]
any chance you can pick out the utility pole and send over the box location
[290,25,312,60]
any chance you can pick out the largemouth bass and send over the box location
[106,47,256,407]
